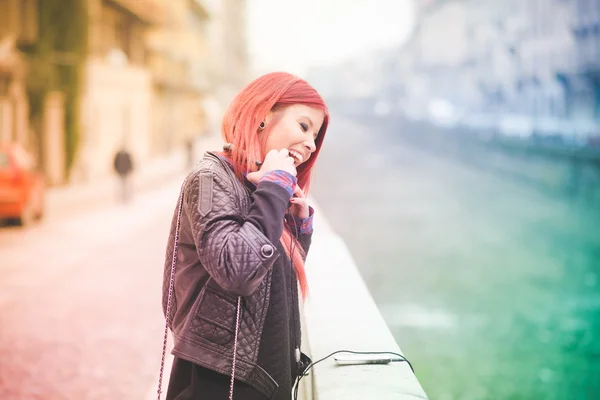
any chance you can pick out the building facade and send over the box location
[392,0,600,137]
[1,0,250,185]
[206,0,250,128]
[0,0,37,150]
[71,0,164,182]
[146,0,212,157]
[568,0,600,120]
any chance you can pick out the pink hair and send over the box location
[220,72,329,299]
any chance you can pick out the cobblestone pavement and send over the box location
[0,177,184,400]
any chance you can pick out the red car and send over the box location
[0,143,45,226]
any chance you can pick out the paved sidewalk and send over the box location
[45,134,225,220]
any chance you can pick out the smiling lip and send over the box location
[288,149,306,165]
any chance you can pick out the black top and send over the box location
[254,235,301,399]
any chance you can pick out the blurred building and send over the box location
[567,0,600,120]
[0,0,36,153]
[206,0,250,128]
[145,0,250,152]
[73,0,165,183]
[507,0,575,118]
[0,0,250,185]
[390,0,600,137]
[146,0,212,157]
[81,0,249,181]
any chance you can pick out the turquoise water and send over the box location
[311,117,600,400]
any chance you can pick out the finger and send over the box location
[290,197,307,206]
[246,171,259,183]
[293,185,305,198]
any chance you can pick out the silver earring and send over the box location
[258,121,265,130]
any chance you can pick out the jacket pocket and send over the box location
[191,284,238,346]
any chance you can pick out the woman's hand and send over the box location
[289,185,310,219]
[247,149,297,185]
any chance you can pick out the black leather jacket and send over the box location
[162,152,310,397]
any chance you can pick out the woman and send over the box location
[161,72,329,400]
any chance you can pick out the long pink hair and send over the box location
[220,72,329,299]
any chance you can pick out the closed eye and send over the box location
[299,122,309,132]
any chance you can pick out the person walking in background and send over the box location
[160,72,329,400]
[113,147,134,203]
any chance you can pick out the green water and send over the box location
[311,118,600,400]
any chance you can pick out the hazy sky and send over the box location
[246,0,416,77]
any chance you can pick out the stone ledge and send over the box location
[299,208,428,399]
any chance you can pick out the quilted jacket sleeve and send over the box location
[185,168,292,297]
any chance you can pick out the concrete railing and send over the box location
[298,204,428,400]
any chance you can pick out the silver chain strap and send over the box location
[229,296,242,400]
[157,180,186,400]
[157,178,242,400]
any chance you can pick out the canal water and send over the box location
[311,115,600,400]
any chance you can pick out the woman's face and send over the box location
[262,104,324,167]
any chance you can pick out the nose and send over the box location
[304,138,316,153]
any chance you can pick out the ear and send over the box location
[258,110,275,134]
